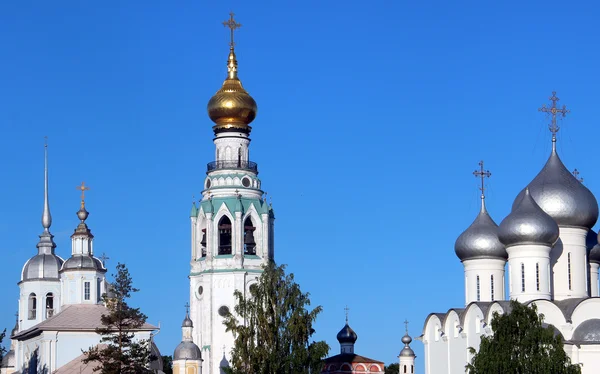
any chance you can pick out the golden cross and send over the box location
[572,169,584,183]
[539,91,570,142]
[222,12,242,48]
[473,160,492,199]
[77,181,90,202]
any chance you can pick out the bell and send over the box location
[244,228,256,245]
[200,231,207,247]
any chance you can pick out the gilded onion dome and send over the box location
[511,149,598,230]
[207,14,257,133]
[499,188,559,247]
[455,199,507,261]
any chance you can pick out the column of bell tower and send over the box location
[187,13,274,374]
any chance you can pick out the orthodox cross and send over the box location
[572,169,584,183]
[404,319,409,334]
[538,91,570,143]
[223,12,242,48]
[77,182,90,203]
[344,305,350,323]
[99,253,110,267]
[473,160,492,199]
[185,302,190,314]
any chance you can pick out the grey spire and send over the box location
[37,140,57,255]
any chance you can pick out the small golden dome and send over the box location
[207,48,257,132]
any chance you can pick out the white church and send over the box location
[421,93,600,373]
[0,144,162,374]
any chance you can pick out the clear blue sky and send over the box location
[1,1,599,372]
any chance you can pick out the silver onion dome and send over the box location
[499,188,559,248]
[399,333,416,357]
[337,323,358,344]
[590,231,600,264]
[61,255,105,271]
[512,149,598,229]
[182,312,193,328]
[22,254,64,281]
[173,341,202,361]
[455,200,507,261]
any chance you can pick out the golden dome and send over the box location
[207,48,257,132]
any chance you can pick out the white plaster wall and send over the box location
[444,311,467,374]
[553,228,589,300]
[463,259,505,304]
[60,271,105,306]
[19,280,61,331]
[507,244,552,302]
[399,356,415,374]
[214,134,250,163]
[577,345,600,374]
[589,263,599,297]
[422,316,447,374]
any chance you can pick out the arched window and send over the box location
[411,365,414,373]
[244,217,256,256]
[200,228,207,258]
[218,216,232,255]
[521,263,525,292]
[476,275,480,301]
[28,293,37,320]
[46,292,54,318]
[404,365,407,373]
[490,275,495,301]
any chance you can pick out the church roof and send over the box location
[53,347,103,374]
[324,353,384,365]
[13,304,157,340]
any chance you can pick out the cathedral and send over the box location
[421,93,600,373]
[0,144,162,374]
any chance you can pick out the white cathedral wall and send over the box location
[589,263,599,297]
[507,244,552,302]
[19,280,61,331]
[422,315,447,374]
[463,259,505,304]
[444,310,468,374]
[575,344,600,374]
[60,271,105,306]
[214,135,250,163]
[552,228,589,300]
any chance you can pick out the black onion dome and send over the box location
[337,323,358,344]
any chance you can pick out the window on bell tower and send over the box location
[218,216,232,255]
[244,217,256,256]
[200,228,207,258]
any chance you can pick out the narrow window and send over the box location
[476,275,480,301]
[218,216,232,255]
[46,293,54,318]
[490,275,495,301]
[568,253,572,290]
[97,278,102,302]
[28,293,37,320]
[521,263,525,292]
[243,217,257,256]
[403,365,407,373]
[536,263,540,291]
[412,365,414,373]
[84,281,91,300]
[200,228,207,257]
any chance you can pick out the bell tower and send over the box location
[188,13,274,374]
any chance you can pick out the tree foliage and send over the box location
[384,362,399,374]
[0,328,6,360]
[223,261,330,374]
[83,263,155,374]
[467,300,581,374]
[161,355,173,374]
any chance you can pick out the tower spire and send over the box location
[37,138,56,254]
[538,91,570,151]
[473,160,491,211]
[223,12,242,80]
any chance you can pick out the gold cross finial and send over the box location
[473,160,492,199]
[223,12,242,48]
[344,305,350,323]
[77,181,90,207]
[539,91,570,147]
[573,169,584,183]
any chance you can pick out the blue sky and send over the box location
[1,1,599,372]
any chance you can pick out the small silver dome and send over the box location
[455,201,507,261]
[399,346,415,357]
[182,313,193,328]
[337,324,358,344]
[21,254,64,282]
[572,319,600,343]
[512,150,598,229]
[61,255,105,272]
[401,333,412,345]
[499,188,559,248]
[0,350,15,368]
[173,341,202,361]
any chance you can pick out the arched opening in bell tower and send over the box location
[244,217,256,256]
[218,216,232,255]
[46,292,54,318]
[200,228,207,258]
[28,293,37,320]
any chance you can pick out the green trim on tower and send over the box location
[190,202,198,217]
[243,255,261,259]
[199,196,269,217]
[190,268,264,276]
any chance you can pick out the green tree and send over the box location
[161,355,173,374]
[385,362,399,374]
[223,262,329,374]
[0,328,6,360]
[467,300,581,374]
[83,263,154,373]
